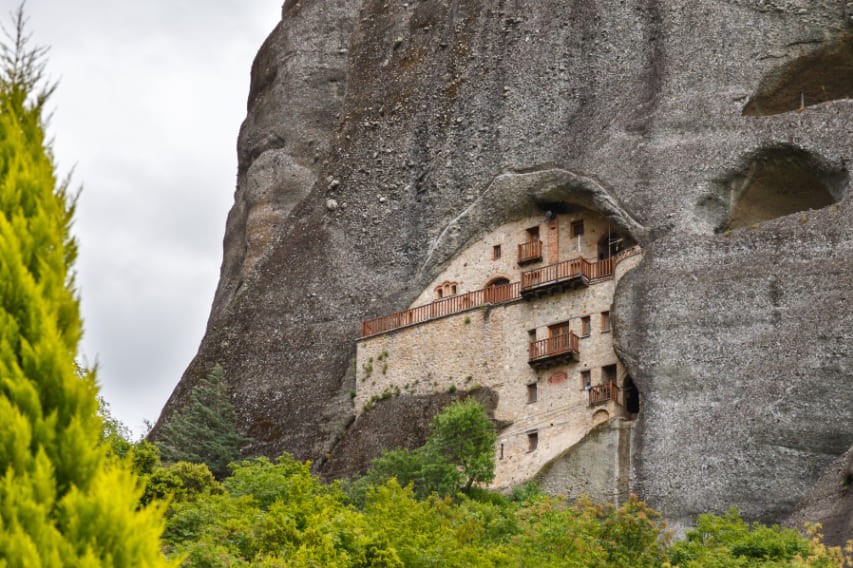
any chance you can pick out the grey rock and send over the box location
[154,0,853,540]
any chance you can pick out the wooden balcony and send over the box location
[528,331,579,369]
[361,282,521,338]
[589,381,619,406]
[520,256,614,298]
[517,240,543,265]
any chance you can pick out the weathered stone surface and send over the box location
[321,388,501,479]
[154,0,853,538]
[535,419,634,505]
[786,445,853,547]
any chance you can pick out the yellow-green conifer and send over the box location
[0,9,170,566]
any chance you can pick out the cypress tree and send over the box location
[0,8,170,566]
[157,365,249,479]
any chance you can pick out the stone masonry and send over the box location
[357,209,641,490]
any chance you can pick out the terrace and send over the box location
[589,381,619,406]
[528,331,580,369]
[519,256,614,298]
[360,283,520,338]
[517,239,543,265]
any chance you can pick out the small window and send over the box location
[581,370,591,390]
[527,383,538,404]
[601,311,610,332]
[499,443,504,460]
[580,316,591,337]
[528,329,537,342]
[526,226,540,241]
[492,244,502,260]
[435,281,459,300]
[603,364,618,383]
[571,220,585,237]
[527,431,539,452]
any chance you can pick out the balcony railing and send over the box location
[520,255,615,295]
[589,381,618,406]
[528,331,579,367]
[360,248,641,339]
[360,283,521,338]
[517,240,543,265]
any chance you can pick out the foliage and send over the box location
[142,461,222,507]
[426,398,497,490]
[365,447,460,500]
[0,7,169,565]
[667,507,848,567]
[157,364,249,478]
[366,398,496,498]
[159,450,853,568]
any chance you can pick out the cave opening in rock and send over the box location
[704,146,848,232]
[597,229,637,260]
[743,34,853,116]
[623,376,640,415]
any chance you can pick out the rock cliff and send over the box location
[154,0,853,539]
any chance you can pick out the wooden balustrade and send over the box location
[360,249,639,339]
[517,239,543,264]
[528,331,579,363]
[360,283,521,338]
[588,256,614,280]
[589,381,618,406]
[613,245,642,266]
[520,255,616,292]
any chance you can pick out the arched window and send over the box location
[434,281,459,300]
[485,277,510,287]
[484,277,511,303]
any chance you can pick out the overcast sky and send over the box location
[16,1,282,436]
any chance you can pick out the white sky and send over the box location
[15,1,283,436]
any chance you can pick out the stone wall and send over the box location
[357,211,640,487]
[536,418,634,505]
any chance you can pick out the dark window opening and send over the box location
[601,311,610,332]
[492,244,501,260]
[571,219,584,237]
[526,226,540,240]
[580,316,591,338]
[527,431,538,452]
[623,376,640,414]
[527,383,537,404]
[581,370,591,390]
[603,364,618,384]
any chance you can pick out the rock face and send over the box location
[154,0,853,537]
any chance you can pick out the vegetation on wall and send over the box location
[0,9,169,565]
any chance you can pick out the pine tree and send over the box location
[0,8,170,566]
[157,365,249,479]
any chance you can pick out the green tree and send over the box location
[142,461,222,507]
[366,398,496,498]
[425,398,496,491]
[668,507,846,567]
[0,7,169,565]
[156,364,249,478]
